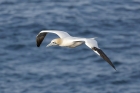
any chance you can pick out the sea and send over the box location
[0,0,140,93]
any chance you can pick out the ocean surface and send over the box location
[0,0,140,93]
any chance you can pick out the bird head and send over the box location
[46,38,62,47]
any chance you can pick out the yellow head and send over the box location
[46,38,62,47]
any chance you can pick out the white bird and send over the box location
[36,30,116,70]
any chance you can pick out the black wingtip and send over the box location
[112,65,117,71]
[36,38,41,47]
[93,47,116,71]
[36,32,47,47]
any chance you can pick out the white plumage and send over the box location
[36,30,116,70]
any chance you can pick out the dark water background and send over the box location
[0,0,140,93]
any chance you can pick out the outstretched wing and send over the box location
[85,38,116,70]
[36,30,71,47]
[36,32,47,47]
[92,47,116,70]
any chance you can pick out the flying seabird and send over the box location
[36,30,116,70]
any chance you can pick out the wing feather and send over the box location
[72,38,116,70]
[36,30,71,47]
[92,47,116,70]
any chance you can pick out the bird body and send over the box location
[56,37,84,47]
[36,30,116,70]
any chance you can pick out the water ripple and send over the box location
[0,0,140,93]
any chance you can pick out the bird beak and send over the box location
[46,42,53,47]
[92,47,116,70]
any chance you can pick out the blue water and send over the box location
[0,0,140,93]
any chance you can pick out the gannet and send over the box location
[36,30,116,70]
